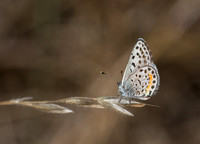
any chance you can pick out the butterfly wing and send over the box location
[124,65,160,100]
[121,38,160,100]
[122,38,152,83]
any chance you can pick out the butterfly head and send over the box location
[117,81,123,93]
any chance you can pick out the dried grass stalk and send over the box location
[0,96,158,116]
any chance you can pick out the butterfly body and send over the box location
[118,38,160,101]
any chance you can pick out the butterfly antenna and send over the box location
[100,71,120,82]
[120,70,123,79]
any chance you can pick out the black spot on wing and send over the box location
[132,63,135,67]
[138,79,141,85]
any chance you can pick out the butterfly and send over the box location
[118,38,160,102]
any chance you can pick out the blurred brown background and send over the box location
[0,0,200,144]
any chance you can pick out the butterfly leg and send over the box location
[118,95,123,103]
[129,99,131,104]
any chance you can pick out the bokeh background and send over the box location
[0,0,200,144]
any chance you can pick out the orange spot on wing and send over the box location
[146,73,153,93]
